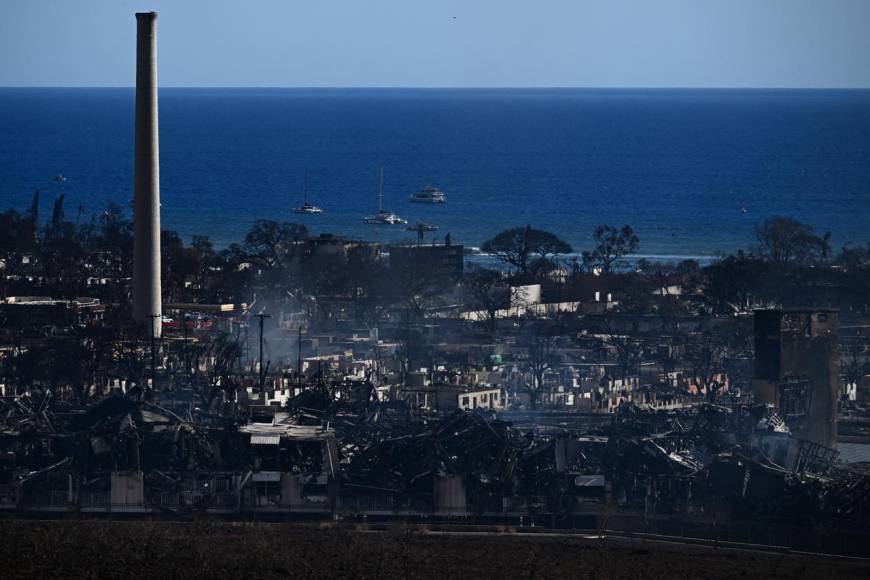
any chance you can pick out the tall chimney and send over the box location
[132,12,162,338]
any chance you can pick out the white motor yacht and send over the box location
[410,185,447,203]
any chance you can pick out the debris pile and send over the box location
[0,387,868,531]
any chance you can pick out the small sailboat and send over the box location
[406,220,438,233]
[406,220,439,245]
[364,169,407,225]
[53,174,66,182]
[292,172,323,214]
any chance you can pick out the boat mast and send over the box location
[303,171,309,204]
[378,168,384,212]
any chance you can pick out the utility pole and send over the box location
[181,308,189,381]
[297,325,303,390]
[242,317,251,373]
[256,313,270,396]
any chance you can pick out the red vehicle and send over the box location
[162,317,213,331]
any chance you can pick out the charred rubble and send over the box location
[0,380,868,536]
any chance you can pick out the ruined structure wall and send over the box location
[754,309,839,448]
[779,312,839,447]
[753,309,782,406]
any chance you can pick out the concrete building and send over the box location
[753,308,839,448]
[389,242,464,282]
[306,234,380,261]
[132,12,162,338]
[458,387,505,411]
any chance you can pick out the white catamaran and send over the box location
[364,170,407,225]
[292,172,323,214]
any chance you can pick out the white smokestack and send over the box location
[132,11,162,338]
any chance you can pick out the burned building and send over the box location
[754,308,839,447]
[389,242,464,282]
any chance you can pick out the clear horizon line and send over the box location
[2,84,870,91]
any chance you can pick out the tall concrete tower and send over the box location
[132,12,162,338]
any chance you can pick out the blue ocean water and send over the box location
[1,88,869,258]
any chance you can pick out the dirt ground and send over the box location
[0,520,867,579]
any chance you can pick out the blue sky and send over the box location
[1,0,869,88]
